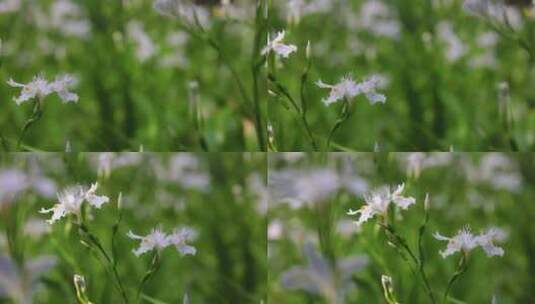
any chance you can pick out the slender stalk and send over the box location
[136,252,161,303]
[251,0,268,151]
[180,17,264,150]
[382,223,436,304]
[17,98,43,151]
[268,74,317,150]
[326,99,350,151]
[78,223,129,303]
[442,254,467,304]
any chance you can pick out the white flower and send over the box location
[167,227,197,256]
[262,31,297,58]
[316,76,360,105]
[127,226,197,257]
[39,183,109,224]
[347,183,415,228]
[475,228,505,257]
[434,226,505,258]
[7,75,53,105]
[433,226,478,258]
[50,74,79,103]
[316,75,386,106]
[7,74,78,105]
[357,76,387,104]
[127,228,170,256]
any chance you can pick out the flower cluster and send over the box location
[316,75,386,106]
[433,226,505,258]
[39,183,109,224]
[262,31,298,58]
[127,227,197,257]
[7,74,78,105]
[347,183,415,228]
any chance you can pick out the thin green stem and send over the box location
[79,223,129,303]
[442,254,467,304]
[136,252,161,304]
[326,99,350,151]
[17,98,43,151]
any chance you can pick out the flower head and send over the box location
[434,226,505,258]
[39,183,109,224]
[355,75,386,104]
[347,183,415,228]
[474,228,505,257]
[127,228,170,256]
[167,227,197,256]
[127,226,197,257]
[316,75,386,106]
[262,31,297,58]
[50,74,79,103]
[7,75,53,105]
[7,74,78,105]
[316,76,360,106]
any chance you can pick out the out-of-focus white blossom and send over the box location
[282,0,333,24]
[401,152,453,178]
[154,154,210,191]
[49,0,91,38]
[437,21,466,62]
[7,74,78,105]
[0,0,20,14]
[127,21,157,63]
[434,226,505,258]
[352,1,401,39]
[39,183,109,224]
[93,153,143,178]
[463,0,523,28]
[270,168,339,207]
[0,168,56,207]
[347,183,415,228]
[0,255,57,304]
[153,0,211,27]
[23,218,50,238]
[280,243,368,303]
[464,153,522,191]
[316,75,386,105]
[262,31,297,58]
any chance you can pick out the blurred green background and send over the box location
[268,0,535,151]
[0,152,267,303]
[268,152,535,303]
[0,1,266,151]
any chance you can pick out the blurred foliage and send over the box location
[0,153,267,303]
[267,0,535,151]
[268,152,535,303]
[0,0,266,151]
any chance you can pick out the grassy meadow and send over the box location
[0,153,267,303]
[268,152,535,303]
[0,1,268,151]
[267,0,535,151]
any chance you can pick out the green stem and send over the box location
[383,223,436,304]
[79,223,129,303]
[136,252,161,303]
[442,254,467,304]
[326,99,350,151]
[17,98,43,151]
[268,74,317,150]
